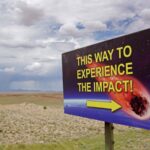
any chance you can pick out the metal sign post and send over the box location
[105,122,114,150]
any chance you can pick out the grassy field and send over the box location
[0,129,150,150]
[0,93,150,150]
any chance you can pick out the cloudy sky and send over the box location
[0,0,149,92]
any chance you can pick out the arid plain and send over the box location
[0,93,150,150]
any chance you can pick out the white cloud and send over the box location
[0,0,149,91]
[125,8,150,33]
[59,21,107,38]
[0,67,15,73]
[25,62,42,71]
[17,1,45,26]
[141,9,150,20]
[59,23,81,37]
[83,21,107,32]
[4,67,15,73]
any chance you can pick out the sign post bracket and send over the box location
[105,122,114,150]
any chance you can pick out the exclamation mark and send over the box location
[130,80,133,92]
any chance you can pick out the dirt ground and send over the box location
[0,93,104,144]
[0,93,142,145]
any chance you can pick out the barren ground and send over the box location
[0,93,149,150]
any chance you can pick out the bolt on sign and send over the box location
[62,29,150,130]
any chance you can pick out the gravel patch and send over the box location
[0,103,104,144]
[0,103,140,144]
